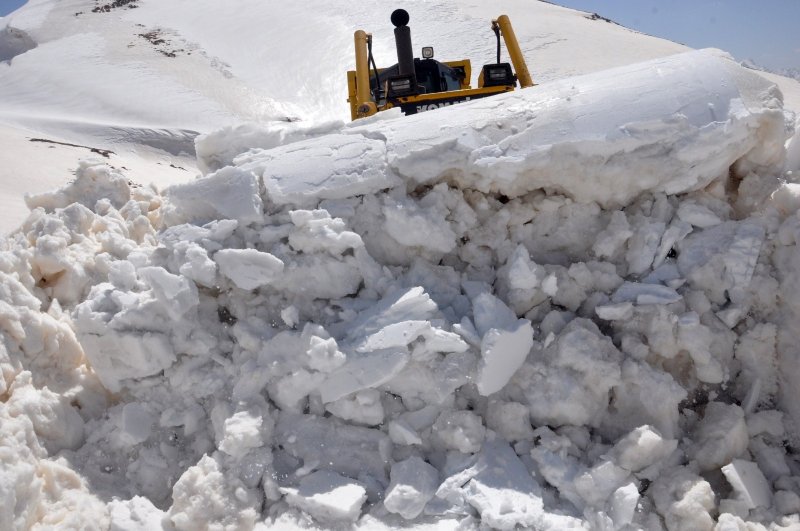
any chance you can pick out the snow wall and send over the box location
[2,49,800,530]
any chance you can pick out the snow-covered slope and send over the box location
[2,1,800,530]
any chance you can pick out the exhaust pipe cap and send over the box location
[391,9,410,27]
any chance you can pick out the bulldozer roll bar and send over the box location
[494,15,534,88]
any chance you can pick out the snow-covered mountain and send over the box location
[742,59,800,83]
[2,1,800,530]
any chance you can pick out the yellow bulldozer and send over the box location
[347,9,534,121]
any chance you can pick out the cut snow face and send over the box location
[1,48,799,531]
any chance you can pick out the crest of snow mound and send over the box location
[237,49,790,209]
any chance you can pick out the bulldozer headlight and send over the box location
[422,46,434,59]
[481,63,515,87]
[386,75,417,97]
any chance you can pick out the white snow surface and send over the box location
[2,0,800,530]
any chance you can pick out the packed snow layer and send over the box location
[239,50,790,209]
[1,49,799,530]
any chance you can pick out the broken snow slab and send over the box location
[214,248,284,290]
[165,167,263,224]
[472,293,534,396]
[606,425,678,473]
[237,133,399,207]
[677,219,765,303]
[721,459,772,512]
[108,496,166,530]
[275,412,391,483]
[280,469,367,523]
[435,438,544,530]
[383,456,439,520]
[318,347,409,404]
[611,281,682,305]
[336,286,439,347]
[595,301,634,321]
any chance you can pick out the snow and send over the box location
[214,248,284,291]
[2,0,800,529]
[383,456,439,520]
[721,459,773,511]
[280,469,368,523]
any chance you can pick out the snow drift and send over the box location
[1,49,799,530]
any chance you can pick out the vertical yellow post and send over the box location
[354,30,378,118]
[495,15,534,88]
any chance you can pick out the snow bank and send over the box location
[1,49,799,530]
[253,49,790,210]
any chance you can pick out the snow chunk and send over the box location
[388,420,422,447]
[626,221,665,275]
[6,373,84,452]
[574,460,630,508]
[137,266,199,320]
[610,482,639,529]
[306,334,346,373]
[486,401,535,442]
[607,425,678,472]
[524,319,622,427]
[473,293,533,396]
[678,220,765,304]
[169,455,259,531]
[384,456,439,520]
[214,248,284,290]
[341,287,439,348]
[604,360,687,440]
[280,469,367,523]
[612,282,682,305]
[219,410,263,459]
[325,389,384,426]
[690,402,749,471]
[456,438,545,530]
[109,496,166,531]
[677,202,723,228]
[477,321,533,396]
[775,490,800,516]
[593,211,634,259]
[433,410,486,454]
[239,133,397,207]
[119,403,153,446]
[651,467,715,531]
[319,348,409,404]
[721,459,772,510]
[25,160,131,211]
[165,167,263,225]
[383,196,457,253]
[275,413,391,482]
[75,317,176,393]
[288,209,362,255]
[595,302,634,321]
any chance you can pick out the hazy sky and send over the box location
[1,0,797,71]
[552,0,799,71]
